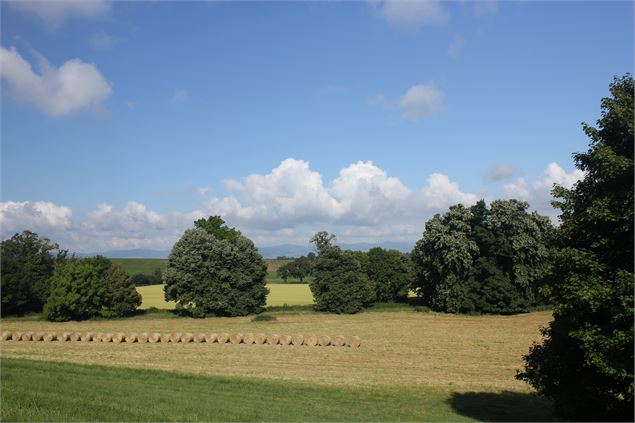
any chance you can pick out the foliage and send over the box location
[277,256,313,282]
[130,268,163,286]
[0,231,64,316]
[309,231,336,254]
[309,236,374,314]
[365,247,414,302]
[194,215,241,244]
[102,266,142,317]
[164,218,268,317]
[517,74,634,421]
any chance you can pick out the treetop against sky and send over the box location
[0,0,632,252]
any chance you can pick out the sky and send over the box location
[1,0,633,253]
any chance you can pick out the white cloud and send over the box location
[0,46,112,116]
[399,82,445,121]
[8,0,111,30]
[448,35,465,59]
[172,89,188,104]
[0,201,72,235]
[483,163,518,182]
[374,0,449,30]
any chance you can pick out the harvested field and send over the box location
[0,310,551,392]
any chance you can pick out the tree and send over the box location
[310,231,336,254]
[518,75,634,421]
[103,266,141,317]
[164,217,268,317]
[366,247,414,302]
[1,231,63,316]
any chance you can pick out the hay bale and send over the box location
[318,335,331,347]
[180,333,193,343]
[229,333,243,344]
[1,332,12,341]
[58,332,71,342]
[21,332,34,341]
[70,332,82,342]
[332,335,346,347]
[217,332,230,344]
[291,334,304,346]
[243,333,255,345]
[112,333,126,343]
[138,332,149,343]
[102,333,114,342]
[170,332,182,343]
[94,332,104,342]
[266,334,280,345]
[193,333,206,343]
[279,335,292,345]
[32,332,45,341]
[254,333,266,345]
[80,332,93,342]
[13,332,24,341]
[44,332,57,342]
[126,333,139,343]
[205,333,218,343]
[148,333,161,343]
[160,333,171,343]
[346,336,361,348]
[305,335,318,347]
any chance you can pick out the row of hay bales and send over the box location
[0,331,361,347]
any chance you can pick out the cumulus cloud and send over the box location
[399,82,445,121]
[0,201,72,235]
[374,0,449,30]
[483,163,518,182]
[0,46,112,116]
[8,0,111,30]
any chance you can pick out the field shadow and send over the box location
[449,390,560,422]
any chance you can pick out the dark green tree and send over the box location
[518,75,634,421]
[366,247,414,302]
[1,231,63,316]
[310,231,336,254]
[164,217,268,317]
[102,266,141,317]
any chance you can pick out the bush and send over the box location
[103,266,141,317]
[164,217,268,317]
[309,246,374,314]
[1,231,64,316]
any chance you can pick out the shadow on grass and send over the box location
[449,390,560,422]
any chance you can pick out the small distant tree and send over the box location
[277,263,291,282]
[164,216,268,317]
[1,230,64,316]
[366,247,414,302]
[310,231,336,254]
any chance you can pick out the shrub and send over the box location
[164,217,268,317]
[103,266,141,317]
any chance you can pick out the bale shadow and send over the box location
[449,390,560,422]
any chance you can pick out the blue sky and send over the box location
[1,0,633,252]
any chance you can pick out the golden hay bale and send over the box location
[112,333,126,344]
[305,335,318,347]
[44,332,57,342]
[170,332,182,343]
[318,335,331,347]
[21,332,34,341]
[346,336,361,348]
[94,332,104,342]
[32,332,45,341]
[160,333,171,343]
[217,332,230,344]
[148,333,161,343]
[80,332,94,342]
[279,335,292,346]
[291,334,304,346]
[1,332,12,341]
[243,333,255,345]
[102,333,114,343]
[332,335,346,347]
[138,333,149,343]
[70,332,82,342]
[180,333,193,343]
[229,333,244,344]
[126,333,139,343]
[58,332,71,342]
[13,332,24,341]
[266,334,280,345]
[205,333,218,343]
[254,333,266,345]
[193,333,206,343]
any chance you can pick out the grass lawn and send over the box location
[0,358,556,422]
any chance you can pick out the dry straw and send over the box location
[254,333,266,345]
[33,332,45,342]
[22,332,34,341]
[305,335,318,347]
[217,332,230,344]
[112,333,126,344]
[347,336,361,348]
[160,334,171,343]
[80,332,93,342]
[70,332,81,342]
[333,335,346,347]
[318,335,331,347]
[180,333,193,343]
[126,333,139,343]
[279,335,292,345]
[205,333,218,343]
[59,332,71,342]
[291,334,304,346]
[94,332,104,342]
[229,333,243,344]
[13,332,24,341]
[243,333,255,345]
[266,334,280,345]
[138,333,149,343]
[170,333,182,343]
[193,333,206,343]
[44,333,57,342]
[102,333,114,342]
[148,333,161,343]
[1,332,12,341]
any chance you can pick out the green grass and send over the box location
[110,258,167,275]
[0,358,557,422]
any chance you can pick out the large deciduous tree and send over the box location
[366,247,414,302]
[517,75,634,421]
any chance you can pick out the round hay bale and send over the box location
[305,335,318,347]
[21,332,34,341]
[112,333,126,344]
[138,333,149,343]
[102,333,114,343]
[254,333,266,345]
[126,333,139,343]
[80,332,93,342]
[193,333,206,343]
[1,332,13,341]
[266,334,280,345]
[70,332,82,342]
[279,335,292,346]
[32,332,45,341]
[243,333,255,345]
[229,333,243,344]
[13,332,24,341]
[160,333,171,343]
[205,333,218,343]
[170,332,182,343]
[58,332,71,342]
[44,332,57,342]
[332,335,346,347]
[180,333,193,343]
[148,333,161,343]
[318,335,331,347]
[94,332,104,342]
[217,332,230,344]
[346,336,361,348]
[291,334,304,346]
